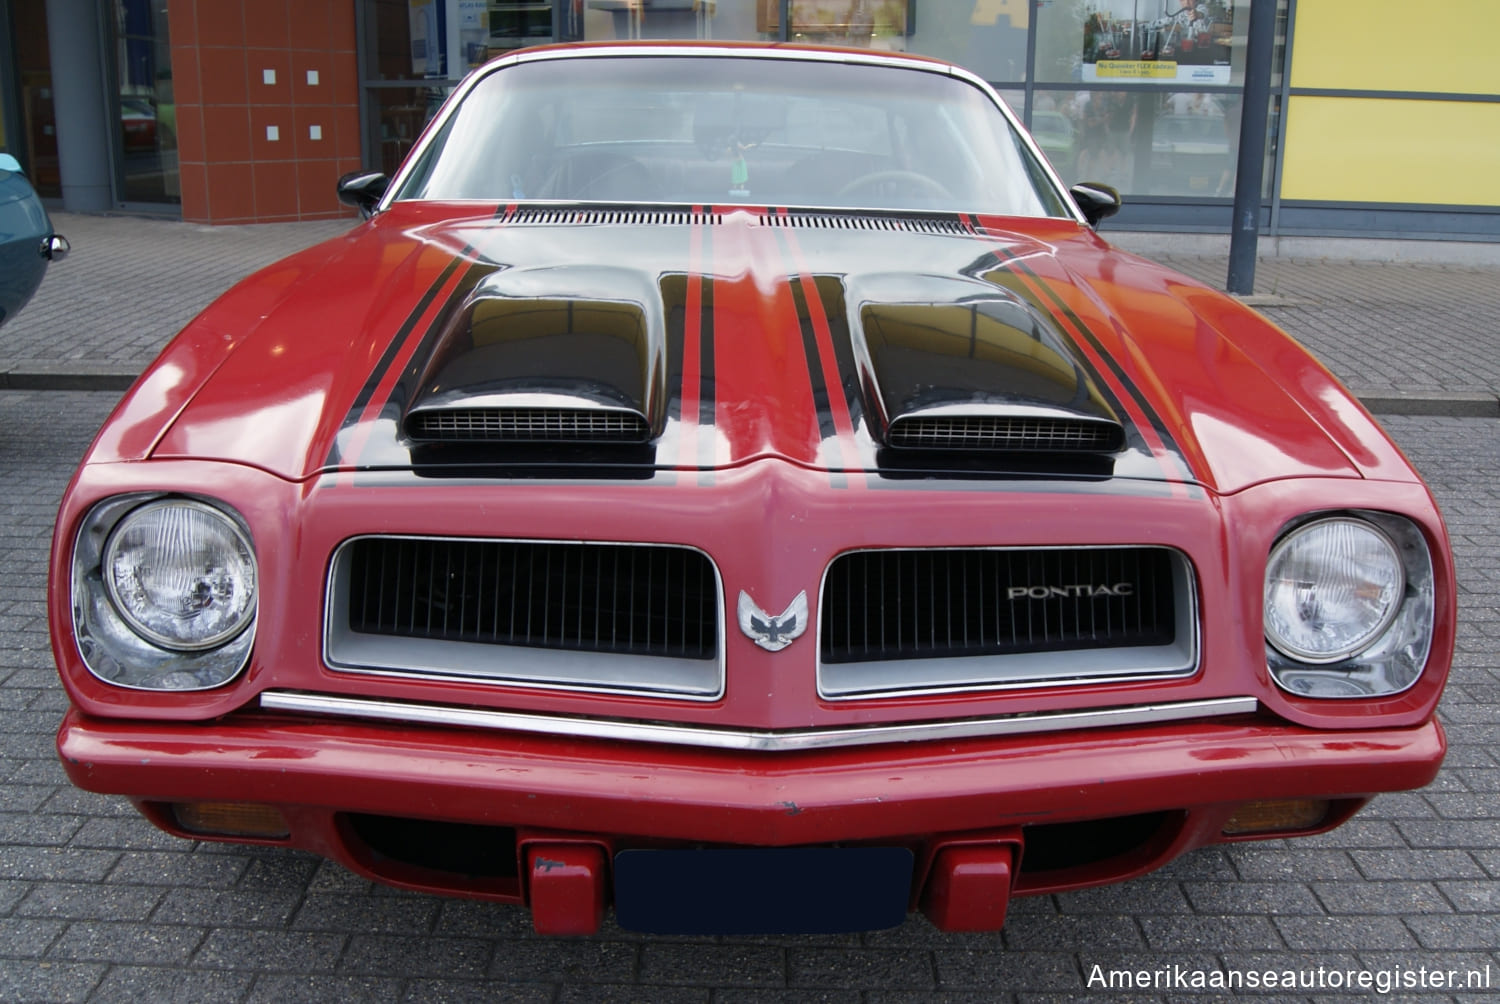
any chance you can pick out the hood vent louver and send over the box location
[888,414,1125,453]
[846,276,1127,460]
[762,213,973,236]
[408,407,651,444]
[509,209,722,227]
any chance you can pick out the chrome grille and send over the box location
[326,537,723,698]
[407,408,651,443]
[887,416,1123,452]
[819,547,1196,698]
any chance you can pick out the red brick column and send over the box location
[168,0,363,223]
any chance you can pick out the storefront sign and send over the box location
[1080,0,1234,86]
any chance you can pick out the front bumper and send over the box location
[60,705,1442,843]
[58,706,1444,932]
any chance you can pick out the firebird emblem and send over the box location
[737,591,809,652]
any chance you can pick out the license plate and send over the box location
[613,846,914,935]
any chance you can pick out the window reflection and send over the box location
[1034,90,1237,196]
[907,1,1027,83]
[369,85,453,177]
[112,0,179,204]
[756,1,906,47]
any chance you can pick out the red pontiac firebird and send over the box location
[50,44,1453,936]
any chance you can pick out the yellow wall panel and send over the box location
[1281,97,1500,206]
[1291,1,1500,94]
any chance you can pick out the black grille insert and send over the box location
[888,415,1124,453]
[345,538,717,660]
[821,548,1176,664]
[407,408,651,443]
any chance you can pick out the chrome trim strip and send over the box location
[259,692,1257,753]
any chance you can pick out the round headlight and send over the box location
[103,500,257,651]
[1264,517,1404,664]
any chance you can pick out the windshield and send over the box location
[396,54,1070,218]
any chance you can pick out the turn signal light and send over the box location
[172,801,290,839]
[1222,799,1330,836]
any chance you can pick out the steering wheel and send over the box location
[539,153,654,200]
[835,170,953,203]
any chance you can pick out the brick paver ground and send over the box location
[1,396,1495,1001]
[2,213,1498,1000]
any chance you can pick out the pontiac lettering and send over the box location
[1008,583,1135,600]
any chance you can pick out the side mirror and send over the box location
[42,234,70,262]
[1069,182,1122,228]
[337,171,390,219]
[0,153,22,174]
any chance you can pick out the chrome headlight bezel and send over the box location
[1265,511,1435,700]
[71,494,258,692]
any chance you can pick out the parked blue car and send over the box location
[0,152,67,327]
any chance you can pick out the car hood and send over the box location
[140,203,1393,494]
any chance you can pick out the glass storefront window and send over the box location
[111,0,178,205]
[10,0,60,196]
[755,1,902,48]
[1035,89,1238,196]
[908,1,1028,83]
[368,85,454,176]
[357,0,1282,217]
[365,1,776,84]
[571,0,771,43]
[1036,0,1248,87]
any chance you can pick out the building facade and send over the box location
[2,0,1496,238]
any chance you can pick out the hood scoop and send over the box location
[404,265,666,446]
[848,273,1124,455]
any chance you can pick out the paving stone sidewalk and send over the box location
[3,212,1499,999]
[3,398,1497,1001]
[4,212,1499,416]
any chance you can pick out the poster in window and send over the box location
[1082,1,1234,85]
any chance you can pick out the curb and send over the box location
[4,366,1496,419]
[0,367,138,392]
[1354,391,1500,419]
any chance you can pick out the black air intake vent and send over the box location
[509,209,722,226]
[887,415,1124,453]
[761,213,973,236]
[344,538,718,661]
[407,407,651,444]
[822,547,1178,666]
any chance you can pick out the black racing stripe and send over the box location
[788,276,839,445]
[694,268,716,484]
[697,228,715,434]
[373,258,494,424]
[963,251,1149,458]
[1002,254,1196,485]
[962,236,1195,487]
[663,284,688,427]
[326,253,468,467]
[805,273,865,438]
